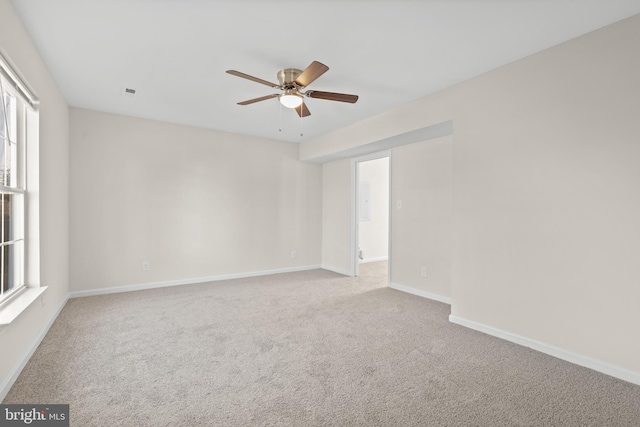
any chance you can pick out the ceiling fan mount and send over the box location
[226,61,358,118]
[277,68,303,88]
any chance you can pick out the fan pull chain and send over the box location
[299,106,303,137]
[279,102,282,132]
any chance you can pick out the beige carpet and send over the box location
[5,262,640,426]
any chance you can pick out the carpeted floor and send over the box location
[5,261,640,426]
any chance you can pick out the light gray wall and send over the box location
[449,18,640,374]
[304,14,640,378]
[0,0,69,394]
[391,136,452,299]
[321,159,352,275]
[69,108,322,292]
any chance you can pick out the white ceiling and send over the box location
[10,0,640,143]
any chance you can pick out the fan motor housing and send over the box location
[277,68,302,87]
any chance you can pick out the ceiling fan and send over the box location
[226,61,358,117]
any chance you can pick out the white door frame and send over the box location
[350,150,391,279]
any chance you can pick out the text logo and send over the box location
[0,405,69,427]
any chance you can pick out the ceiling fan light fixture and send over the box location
[228,61,358,118]
[279,93,303,109]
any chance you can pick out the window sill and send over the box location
[0,287,48,326]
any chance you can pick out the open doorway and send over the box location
[353,154,390,278]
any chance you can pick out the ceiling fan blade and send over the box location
[306,90,359,103]
[237,94,280,105]
[295,102,311,117]
[226,70,280,88]
[295,61,329,87]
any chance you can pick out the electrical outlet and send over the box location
[41,294,46,307]
[421,267,427,277]
[142,261,150,271]
[291,250,297,259]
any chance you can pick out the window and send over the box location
[0,51,37,311]
[0,71,26,304]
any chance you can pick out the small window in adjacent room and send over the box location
[0,53,37,311]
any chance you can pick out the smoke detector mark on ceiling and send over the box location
[121,87,138,98]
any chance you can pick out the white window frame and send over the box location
[0,78,26,305]
[0,51,43,325]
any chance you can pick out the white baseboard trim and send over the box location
[321,265,353,277]
[69,265,322,299]
[359,256,388,264]
[388,282,452,305]
[0,293,69,402]
[449,314,640,387]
